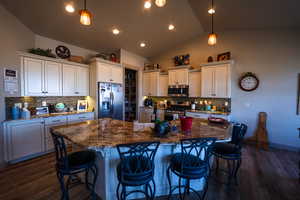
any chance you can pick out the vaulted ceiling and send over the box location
[1,0,299,58]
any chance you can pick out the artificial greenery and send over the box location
[28,48,56,58]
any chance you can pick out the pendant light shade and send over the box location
[208,0,217,46]
[79,0,91,25]
[155,0,167,7]
[208,33,217,46]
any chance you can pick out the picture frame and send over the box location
[217,52,231,61]
[77,100,88,112]
[297,74,300,115]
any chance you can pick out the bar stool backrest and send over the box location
[230,123,248,150]
[51,132,69,170]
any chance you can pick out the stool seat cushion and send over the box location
[170,153,208,178]
[61,150,96,170]
[117,155,154,186]
[212,143,241,157]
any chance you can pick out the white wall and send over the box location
[35,35,98,61]
[151,30,300,149]
[0,4,35,166]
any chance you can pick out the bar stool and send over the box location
[116,141,160,200]
[167,138,216,200]
[51,132,98,200]
[211,123,248,185]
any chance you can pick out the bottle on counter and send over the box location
[21,102,31,119]
[11,105,20,120]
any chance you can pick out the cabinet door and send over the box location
[177,69,189,85]
[10,121,44,160]
[23,57,44,96]
[63,64,77,96]
[44,61,62,96]
[159,75,168,96]
[189,72,201,97]
[111,66,123,84]
[201,67,214,98]
[215,64,228,98]
[143,73,151,96]
[97,63,112,83]
[77,67,89,96]
[168,70,177,85]
[149,72,159,96]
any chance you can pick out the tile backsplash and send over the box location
[5,96,89,120]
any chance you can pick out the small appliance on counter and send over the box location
[144,97,153,107]
[168,85,189,97]
[48,104,56,113]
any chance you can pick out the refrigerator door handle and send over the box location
[110,91,114,114]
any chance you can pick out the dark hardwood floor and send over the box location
[0,145,299,200]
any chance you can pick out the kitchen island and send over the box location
[51,118,232,200]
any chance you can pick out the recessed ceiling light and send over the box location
[168,24,175,31]
[65,3,75,13]
[144,0,152,9]
[140,42,146,47]
[208,8,215,14]
[155,0,167,7]
[112,28,120,35]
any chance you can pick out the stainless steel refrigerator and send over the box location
[98,82,123,120]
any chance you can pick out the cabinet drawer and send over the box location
[44,116,67,125]
[67,113,94,123]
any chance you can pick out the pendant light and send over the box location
[79,0,92,26]
[155,0,167,7]
[208,0,217,46]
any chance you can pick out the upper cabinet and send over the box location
[159,74,168,96]
[20,53,89,97]
[22,57,62,96]
[189,71,201,97]
[143,71,160,96]
[201,62,232,98]
[168,68,189,85]
[93,59,123,84]
[62,64,89,96]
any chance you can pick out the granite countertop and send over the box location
[4,111,94,123]
[186,110,230,115]
[51,118,231,148]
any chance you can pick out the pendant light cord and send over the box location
[211,0,214,34]
[84,0,87,10]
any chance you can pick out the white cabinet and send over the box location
[143,71,159,96]
[201,63,231,98]
[168,68,189,85]
[63,64,89,96]
[44,116,67,151]
[189,71,201,97]
[95,60,123,84]
[67,112,94,124]
[4,119,45,162]
[159,74,168,96]
[22,57,62,96]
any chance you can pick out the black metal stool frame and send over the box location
[51,132,98,200]
[167,137,216,200]
[211,123,247,185]
[116,141,160,200]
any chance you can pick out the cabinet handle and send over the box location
[79,117,86,119]
[52,120,61,123]
[44,91,48,94]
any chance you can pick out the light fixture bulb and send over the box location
[208,8,215,14]
[155,0,167,7]
[144,0,152,9]
[79,9,92,25]
[65,3,75,13]
[112,28,120,35]
[140,42,146,47]
[168,24,175,31]
[208,33,217,46]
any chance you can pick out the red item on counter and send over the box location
[180,116,193,132]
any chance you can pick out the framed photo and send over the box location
[77,100,88,112]
[217,52,231,61]
[297,74,300,115]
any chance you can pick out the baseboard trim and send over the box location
[269,142,299,152]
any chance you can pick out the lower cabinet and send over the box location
[3,112,94,163]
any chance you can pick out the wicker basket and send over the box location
[68,55,84,63]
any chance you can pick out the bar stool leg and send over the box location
[57,172,69,200]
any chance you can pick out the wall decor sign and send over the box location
[297,74,300,115]
[4,68,18,95]
[217,52,231,61]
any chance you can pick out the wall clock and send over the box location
[55,45,71,59]
[239,72,259,92]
